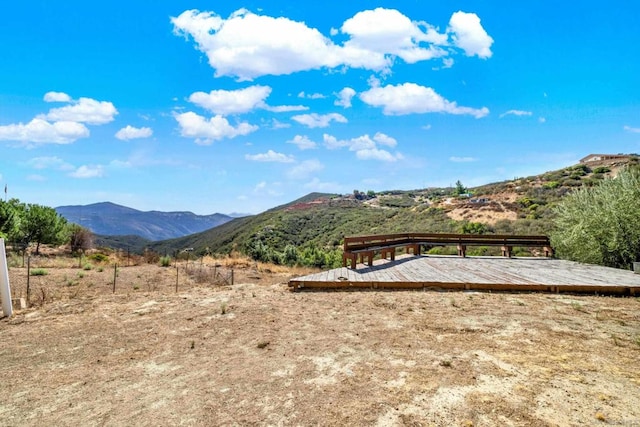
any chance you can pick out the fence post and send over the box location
[113,264,117,293]
[0,238,13,317]
[175,263,179,293]
[26,256,31,306]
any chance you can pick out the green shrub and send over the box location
[88,253,109,263]
[570,164,590,175]
[561,178,583,187]
[30,268,47,276]
[159,256,172,267]
[460,222,488,234]
[427,246,459,256]
[592,166,610,174]
[378,195,416,208]
[282,245,298,266]
[82,263,93,270]
[551,167,640,269]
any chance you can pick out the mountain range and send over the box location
[55,202,235,241]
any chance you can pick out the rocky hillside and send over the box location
[146,156,638,256]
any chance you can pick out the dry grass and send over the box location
[2,254,640,426]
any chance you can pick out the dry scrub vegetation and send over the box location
[1,253,640,426]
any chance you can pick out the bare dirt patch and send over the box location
[2,261,640,426]
[447,205,518,224]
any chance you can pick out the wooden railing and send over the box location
[342,233,553,268]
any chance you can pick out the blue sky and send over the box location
[1,1,639,215]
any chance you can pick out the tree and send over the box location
[68,224,94,255]
[455,180,467,195]
[550,167,640,269]
[0,199,24,241]
[21,204,68,254]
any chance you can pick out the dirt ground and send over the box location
[1,258,640,426]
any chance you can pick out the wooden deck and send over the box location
[289,255,640,295]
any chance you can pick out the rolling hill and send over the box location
[55,202,235,241]
[146,156,638,257]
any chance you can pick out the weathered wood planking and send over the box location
[289,255,640,295]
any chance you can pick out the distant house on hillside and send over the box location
[580,154,631,163]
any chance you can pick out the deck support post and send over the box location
[502,245,512,258]
[458,244,467,257]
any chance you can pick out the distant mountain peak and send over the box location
[55,202,234,241]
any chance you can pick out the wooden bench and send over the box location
[342,233,553,268]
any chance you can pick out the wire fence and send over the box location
[184,263,234,286]
[4,253,235,309]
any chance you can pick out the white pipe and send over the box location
[0,238,12,317]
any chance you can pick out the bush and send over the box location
[159,256,172,267]
[460,222,488,234]
[592,166,610,174]
[378,196,416,208]
[551,168,640,269]
[88,253,109,263]
[30,268,48,276]
[282,245,298,266]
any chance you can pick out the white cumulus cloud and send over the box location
[323,133,402,162]
[0,119,89,145]
[287,135,317,150]
[360,82,489,118]
[174,111,258,144]
[341,8,448,65]
[335,87,356,108]
[448,11,494,58]
[298,92,326,99]
[373,132,397,147]
[189,85,307,114]
[69,165,105,179]
[42,97,118,125]
[1,92,117,145]
[189,85,271,114]
[245,150,294,163]
[172,8,493,80]
[115,125,153,140]
[172,9,345,80]
[43,91,72,103]
[292,113,347,128]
